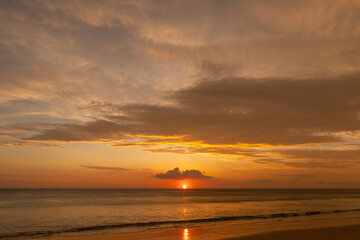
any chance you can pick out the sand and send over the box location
[43,212,360,240]
[44,222,360,240]
[223,224,360,240]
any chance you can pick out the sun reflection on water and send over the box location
[183,228,189,240]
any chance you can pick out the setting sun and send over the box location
[182,185,187,189]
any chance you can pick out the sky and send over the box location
[1,0,360,188]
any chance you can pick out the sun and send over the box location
[182,184,187,189]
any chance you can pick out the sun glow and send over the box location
[182,184,187,189]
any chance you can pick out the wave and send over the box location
[3,196,360,210]
[1,208,360,239]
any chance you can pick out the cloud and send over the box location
[154,167,212,179]
[1,1,360,173]
[0,133,63,148]
[253,158,359,169]
[275,149,360,161]
[1,0,360,106]
[24,120,130,142]
[252,149,360,169]
[137,145,266,158]
[2,1,360,142]
[81,165,152,173]
[81,165,132,171]
[25,74,360,146]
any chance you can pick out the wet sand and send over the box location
[45,216,360,240]
[45,224,360,240]
[224,224,360,240]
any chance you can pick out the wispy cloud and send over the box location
[81,165,132,171]
[81,165,151,172]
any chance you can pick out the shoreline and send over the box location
[43,212,360,240]
[43,223,360,240]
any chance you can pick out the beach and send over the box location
[43,207,360,240]
[45,219,360,240]
[2,189,360,240]
[225,224,360,240]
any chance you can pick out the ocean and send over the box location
[1,189,360,239]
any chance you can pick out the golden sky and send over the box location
[1,0,360,188]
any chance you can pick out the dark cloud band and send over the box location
[154,168,212,179]
[25,75,360,146]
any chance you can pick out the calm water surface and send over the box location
[1,189,360,239]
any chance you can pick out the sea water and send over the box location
[1,189,360,239]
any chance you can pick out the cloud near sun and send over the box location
[154,168,212,179]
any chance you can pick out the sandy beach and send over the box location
[44,224,360,240]
[45,214,360,240]
[224,224,360,240]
